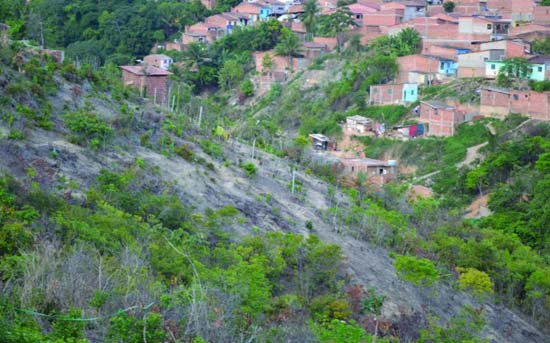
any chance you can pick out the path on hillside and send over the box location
[456,141,489,169]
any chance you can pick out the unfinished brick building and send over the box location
[419,100,465,137]
[480,87,550,120]
[120,65,172,105]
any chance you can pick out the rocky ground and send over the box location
[0,118,546,342]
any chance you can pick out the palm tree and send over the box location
[301,0,320,38]
[275,29,302,71]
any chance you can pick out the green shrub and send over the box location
[241,161,257,177]
[175,144,195,161]
[394,255,439,286]
[240,79,254,97]
[64,110,113,146]
[200,139,223,158]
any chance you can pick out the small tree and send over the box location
[261,52,273,75]
[394,255,440,287]
[496,57,532,88]
[443,1,455,13]
[457,267,494,298]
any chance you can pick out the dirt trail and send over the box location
[456,141,489,169]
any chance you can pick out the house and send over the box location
[312,37,338,51]
[309,134,337,150]
[485,59,546,81]
[485,0,536,21]
[302,42,327,59]
[346,115,372,133]
[477,39,531,58]
[369,83,419,105]
[529,55,550,80]
[480,87,550,120]
[458,16,511,41]
[419,100,465,136]
[402,1,427,22]
[347,3,378,25]
[452,0,483,15]
[534,5,550,26]
[143,54,173,70]
[233,1,271,22]
[340,158,398,185]
[120,65,172,105]
[424,45,471,61]
[182,22,225,45]
[397,54,455,84]
[165,41,185,52]
[509,23,550,41]
[457,49,505,77]
[363,7,404,27]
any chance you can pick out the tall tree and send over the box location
[274,28,301,71]
[318,8,358,50]
[301,0,320,36]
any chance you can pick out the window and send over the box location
[491,64,496,70]
[487,24,492,30]
[379,168,385,175]
[351,166,355,172]
[484,57,488,61]
[388,89,393,95]
[513,94,519,100]
[411,90,415,95]
[538,66,543,72]
[373,88,378,94]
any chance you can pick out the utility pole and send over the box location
[291,167,296,194]
[198,105,203,128]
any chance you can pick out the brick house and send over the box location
[457,49,505,77]
[458,16,510,41]
[120,65,172,105]
[182,22,225,45]
[347,3,378,25]
[397,54,455,84]
[143,54,173,70]
[477,39,531,58]
[480,87,550,120]
[312,36,338,51]
[302,42,327,59]
[369,83,419,105]
[419,100,465,136]
[533,5,550,26]
[363,7,404,27]
[340,158,398,185]
[424,45,471,61]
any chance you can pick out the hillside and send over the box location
[0,35,549,343]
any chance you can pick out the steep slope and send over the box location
[0,104,546,343]
[0,48,548,342]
